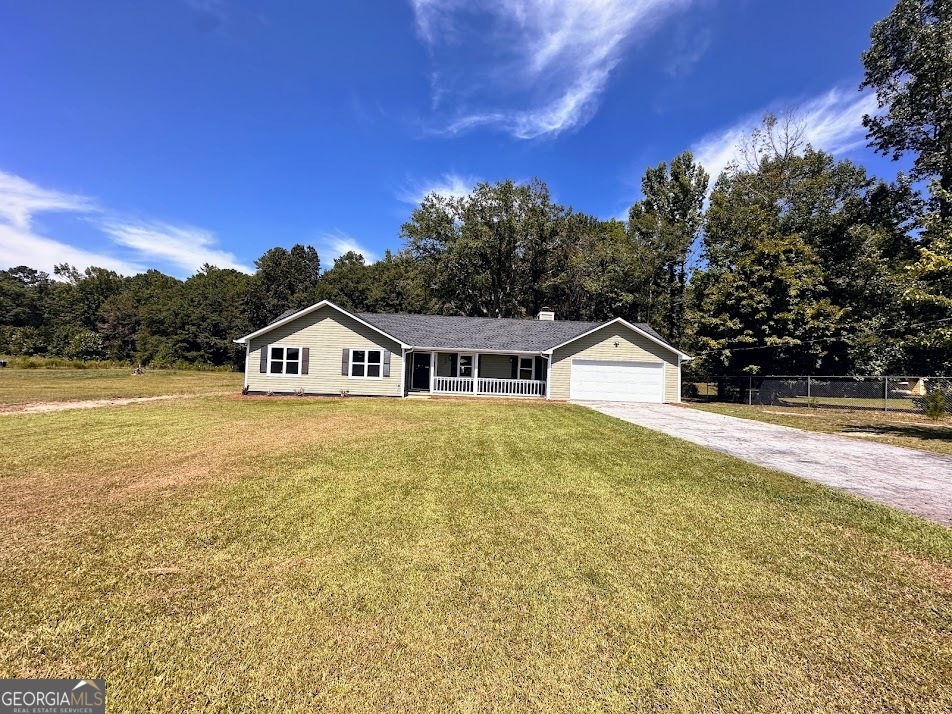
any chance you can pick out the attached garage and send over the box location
[569,359,664,402]
[546,319,689,403]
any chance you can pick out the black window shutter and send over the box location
[510,356,518,379]
[534,356,544,380]
[450,353,458,377]
[301,347,310,375]
[382,350,391,377]
[341,348,350,375]
[259,345,268,373]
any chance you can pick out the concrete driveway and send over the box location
[578,401,952,526]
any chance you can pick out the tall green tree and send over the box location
[861,0,952,216]
[0,267,53,356]
[693,167,845,376]
[628,151,708,343]
[691,112,922,376]
[315,250,429,314]
[402,179,566,318]
[247,244,321,325]
[46,265,125,356]
[0,267,50,328]
[903,183,952,372]
[547,217,638,322]
[775,150,918,371]
[314,251,375,310]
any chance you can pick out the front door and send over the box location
[411,352,431,390]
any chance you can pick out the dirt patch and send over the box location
[890,551,952,592]
[0,394,196,415]
[897,420,952,429]
[142,567,186,576]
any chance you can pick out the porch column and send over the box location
[544,355,551,399]
[430,352,435,393]
[399,347,407,396]
[473,352,479,395]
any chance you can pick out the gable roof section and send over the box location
[356,313,602,352]
[235,300,688,357]
[544,317,691,359]
[233,300,407,346]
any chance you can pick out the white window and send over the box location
[350,349,383,379]
[269,346,302,375]
[519,357,534,380]
[458,354,474,378]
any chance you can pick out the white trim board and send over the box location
[409,346,544,356]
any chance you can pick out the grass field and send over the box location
[0,368,242,407]
[0,375,950,711]
[689,402,952,457]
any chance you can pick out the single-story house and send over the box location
[233,300,690,403]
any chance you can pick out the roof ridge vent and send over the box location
[537,309,555,321]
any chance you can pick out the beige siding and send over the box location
[436,352,452,377]
[549,325,681,402]
[664,361,679,403]
[479,354,513,379]
[247,306,403,396]
[434,352,513,379]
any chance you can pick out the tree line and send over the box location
[2,0,950,376]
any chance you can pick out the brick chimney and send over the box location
[537,308,555,321]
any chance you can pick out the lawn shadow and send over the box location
[844,421,952,444]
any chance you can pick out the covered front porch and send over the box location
[406,351,547,398]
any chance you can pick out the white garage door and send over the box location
[570,359,664,402]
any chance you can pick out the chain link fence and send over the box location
[684,375,952,416]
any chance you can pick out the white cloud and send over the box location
[0,170,96,230]
[0,168,251,276]
[411,0,694,139]
[398,172,478,205]
[317,230,376,264]
[692,87,879,187]
[0,169,144,275]
[100,221,253,274]
[666,28,712,77]
[0,223,145,276]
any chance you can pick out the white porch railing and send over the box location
[433,376,474,394]
[431,375,547,397]
[478,378,546,397]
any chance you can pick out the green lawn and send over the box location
[0,389,949,711]
[689,402,952,457]
[0,368,242,407]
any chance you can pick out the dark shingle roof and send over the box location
[356,312,674,353]
[269,308,299,324]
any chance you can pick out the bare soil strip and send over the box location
[1,394,192,415]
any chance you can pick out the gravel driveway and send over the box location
[578,402,952,526]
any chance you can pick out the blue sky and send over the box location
[0,0,903,277]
